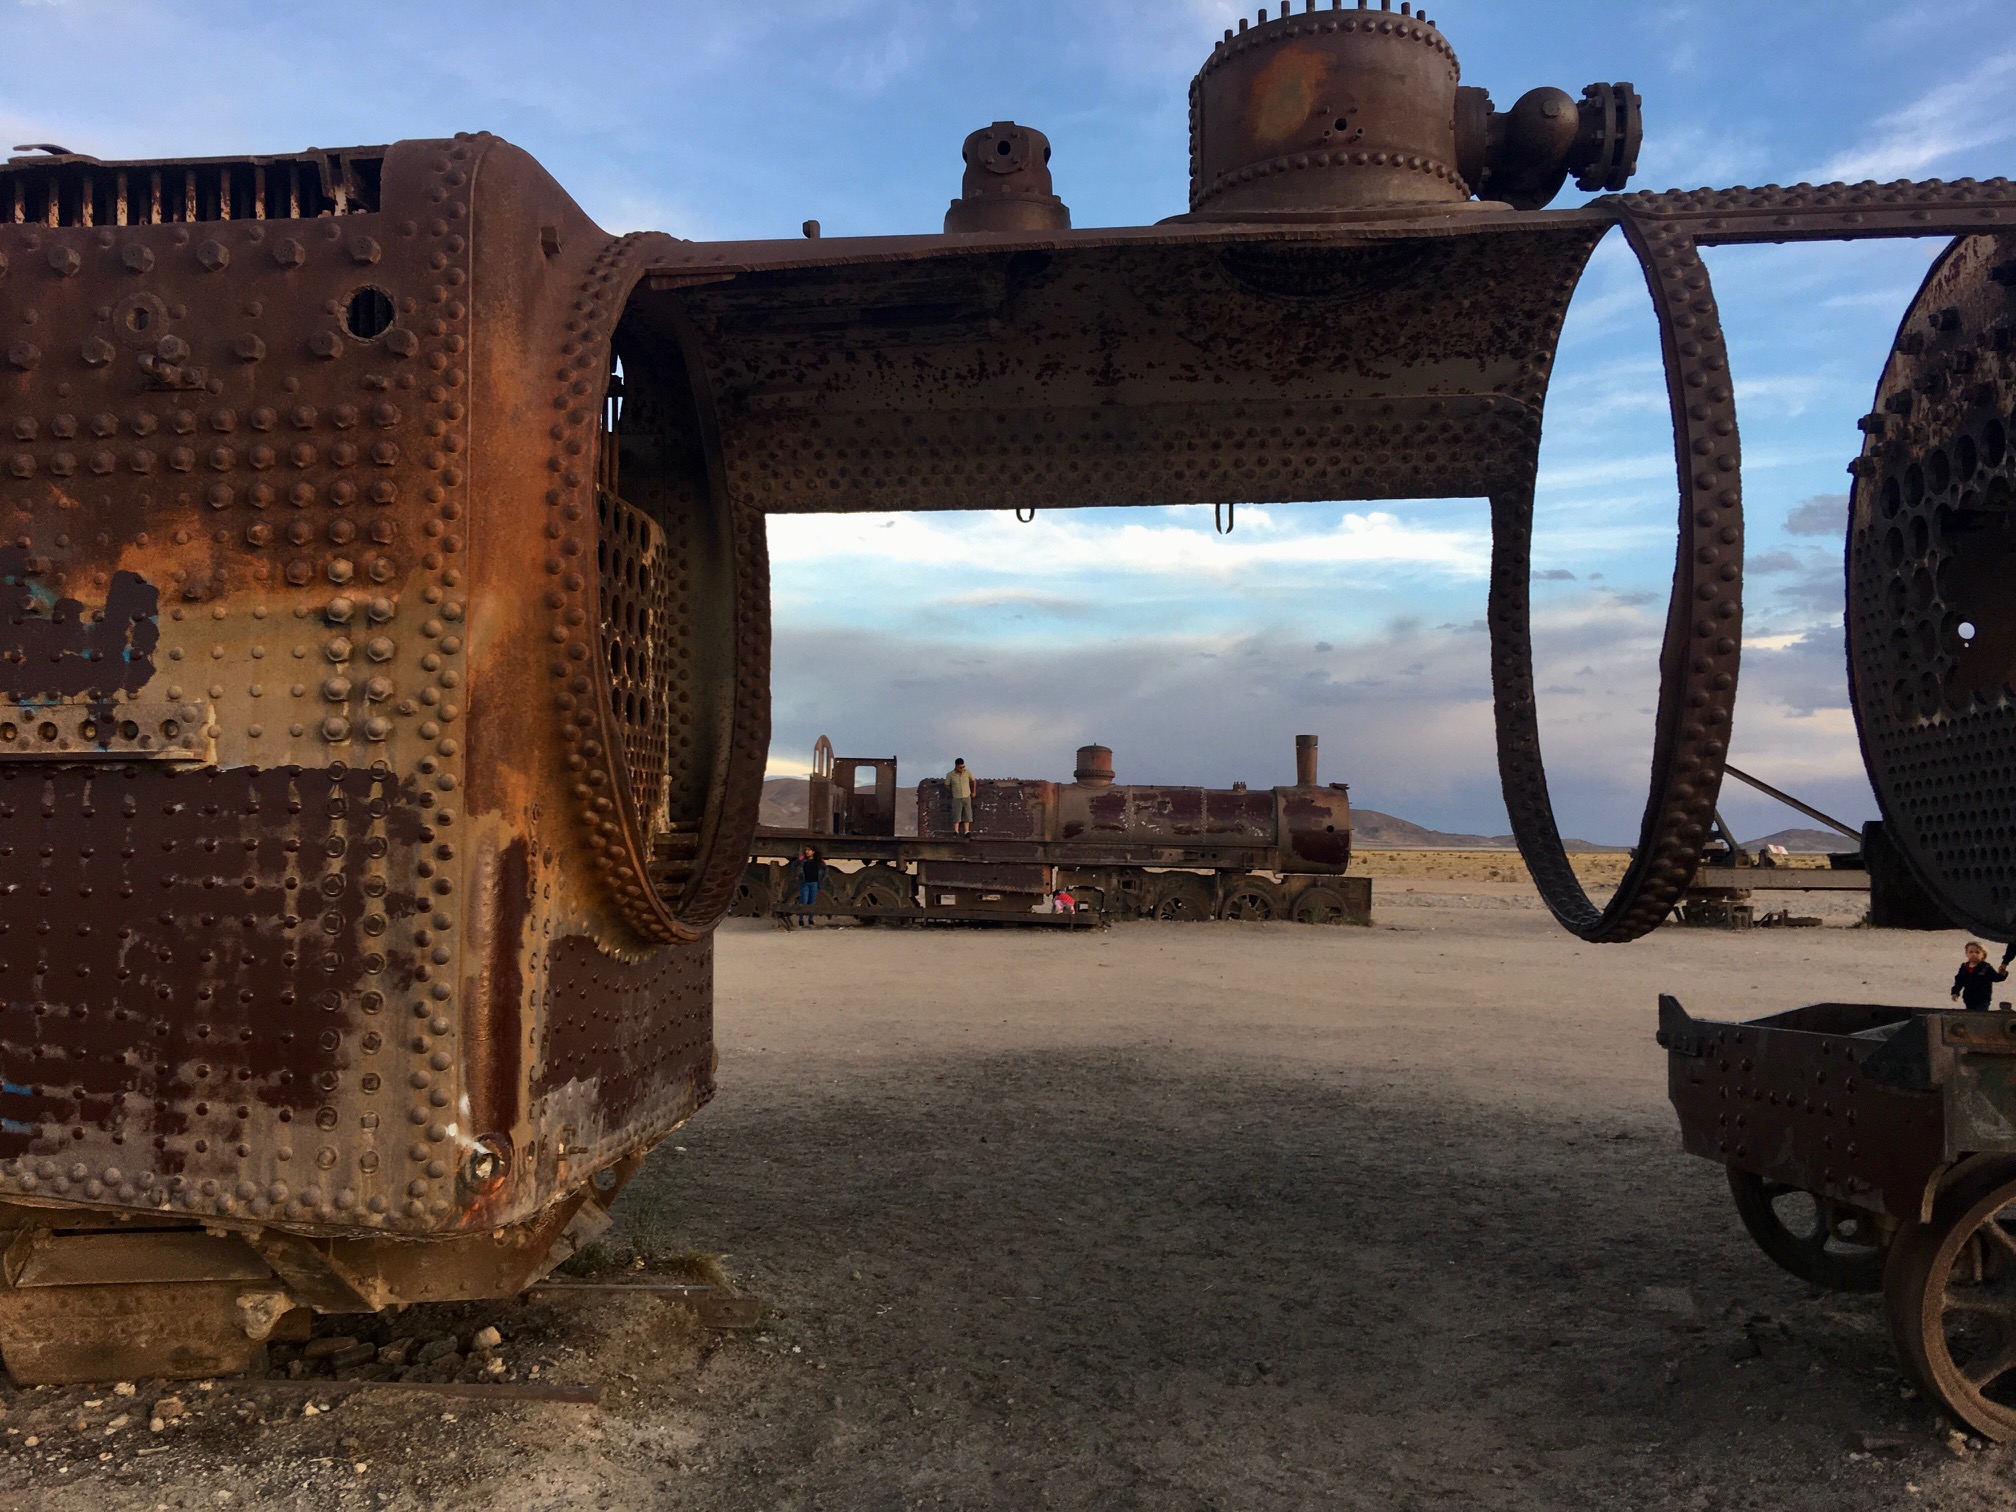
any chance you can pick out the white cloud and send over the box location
[766,507,1491,579]
[1813,48,2016,182]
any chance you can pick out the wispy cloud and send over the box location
[1813,47,2016,181]
[1785,494,1846,537]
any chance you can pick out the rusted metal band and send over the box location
[550,230,683,944]
[670,496,771,936]
[642,294,772,939]
[1490,211,1742,942]
[1610,179,2016,244]
[550,234,771,944]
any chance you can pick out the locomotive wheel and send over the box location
[1219,876,1284,921]
[730,863,777,919]
[1727,1168,1885,1293]
[1290,885,1352,925]
[1104,873,1149,919]
[845,865,911,924]
[1884,1161,2016,1439]
[1151,875,1214,922]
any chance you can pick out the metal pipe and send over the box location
[1721,763,1863,843]
[1295,734,1318,787]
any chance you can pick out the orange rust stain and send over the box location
[1250,48,1323,147]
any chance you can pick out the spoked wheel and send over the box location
[1219,876,1283,921]
[1728,1168,1887,1292]
[1151,876,1213,922]
[1886,1162,2016,1439]
[1291,885,1351,925]
[845,866,910,925]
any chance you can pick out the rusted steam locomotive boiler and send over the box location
[742,735,1365,923]
[0,141,768,1381]
[0,0,2013,1397]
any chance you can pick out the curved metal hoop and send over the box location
[1215,501,1236,535]
[1489,212,1744,943]
[1015,506,1037,523]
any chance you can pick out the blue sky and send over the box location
[7,0,2014,840]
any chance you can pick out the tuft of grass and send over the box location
[554,1239,623,1278]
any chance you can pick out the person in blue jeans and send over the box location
[794,845,826,927]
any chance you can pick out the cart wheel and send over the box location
[1728,1168,1885,1293]
[1151,875,1213,922]
[1885,1160,2016,1440]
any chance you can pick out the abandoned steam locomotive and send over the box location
[0,0,2011,1417]
[738,735,1366,924]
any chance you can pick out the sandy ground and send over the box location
[1351,847,1637,886]
[5,880,2014,1511]
[1349,847,1839,888]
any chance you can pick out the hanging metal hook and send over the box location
[1015,506,1037,524]
[1214,502,1235,535]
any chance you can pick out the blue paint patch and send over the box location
[0,1078,31,1136]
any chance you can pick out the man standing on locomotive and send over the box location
[947,757,977,838]
[1952,941,2009,1011]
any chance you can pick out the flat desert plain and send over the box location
[4,875,2013,1512]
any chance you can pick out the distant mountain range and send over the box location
[1742,827,1861,853]
[759,779,1855,851]
[1348,809,1619,852]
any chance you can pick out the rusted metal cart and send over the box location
[1660,996,2016,1438]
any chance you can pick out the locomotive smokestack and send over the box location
[1295,734,1318,787]
[1074,744,1115,786]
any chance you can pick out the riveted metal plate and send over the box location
[0,700,209,762]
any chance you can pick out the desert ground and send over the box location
[3,867,2012,1511]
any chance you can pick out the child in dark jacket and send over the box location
[1952,942,2010,1011]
